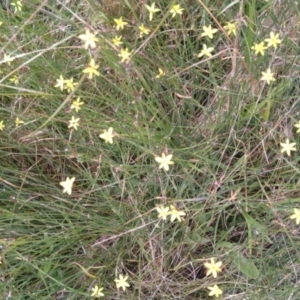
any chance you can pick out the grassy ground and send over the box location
[1,0,300,299]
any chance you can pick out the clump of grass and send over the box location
[1,0,300,299]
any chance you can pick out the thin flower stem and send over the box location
[92,220,157,247]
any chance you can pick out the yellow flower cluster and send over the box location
[91,274,130,298]
[204,258,223,297]
[196,20,281,87]
[0,4,185,132]
[54,75,78,92]
[52,30,100,134]
[0,3,296,300]
[53,73,82,131]
[283,122,300,228]
[250,31,282,85]
[279,120,300,158]
[197,21,236,59]
[156,204,186,222]
[111,3,184,65]
[251,32,282,56]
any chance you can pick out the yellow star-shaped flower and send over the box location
[70,97,84,112]
[11,0,23,12]
[78,29,99,49]
[170,4,184,18]
[290,208,300,225]
[201,24,218,39]
[99,127,114,144]
[156,205,170,221]
[204,258,223,278]
[251,42,267,56]
[59,176,75,195]
[265,31,282,49]
[91,285,104,297]
[139,24,150,37]
[145,2,160,21]
[155,152,174,171]
[169,205,186,222]
[280,138,296,156]
[0,121,5,131]
[64,77,77,92]
[54,75,66,91]
[82,58,100,79]
[112,36,123,46]
[294,120,300,133]
[9,75,19,85]
[118,48,132,63]
[3,53,15,65]
[198,44,214,58]
[114,17,128,31]
[207,284,223,298]
[15,117,24,127]
[223,21,237,36]
[114,274,130,291]
[155,68,166,78]
[68,116,80,130]
[260,68,275,85]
